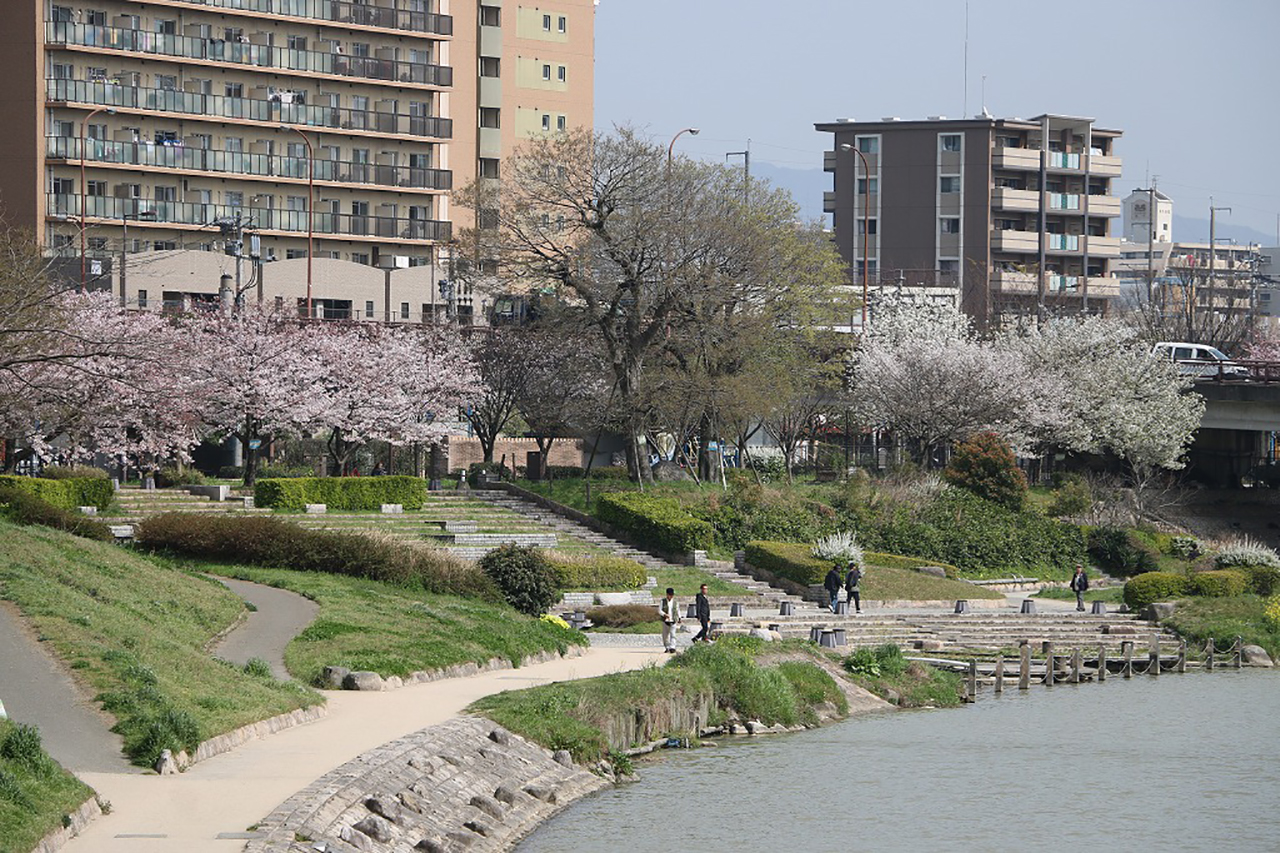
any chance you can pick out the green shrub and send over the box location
[864,552,959,578]
[943,432,1027,511]
[39,465,108,481]
[0,475,73,509]
[0,767,34,810]
[744,540,828,585]
[0,724,51,776]
[1188,569,1249,598]
[1240,565,1280,596]
[136,513,498,599]
[596,492,715,555]
[1170,536,1201,559]
[1047,478,1092,517]
[1124,571,1190,610]
[585,603,660,629]
[155,466,207,488]
[1214,537,1280,571]
[545,553,647,590]
[843,643,908,678]
[255,476,426,510]
[704,481,834,550]
[218,466,245,480]
[258,464,314,479]
[0,485,114,541]
[479,544,561,616]
[1087,527,1159,578]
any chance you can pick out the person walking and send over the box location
[692,583,712,643]
[659,587,680,653]
[844,562,863,614]
[1070,564,1089,612]
[824,564,842,614]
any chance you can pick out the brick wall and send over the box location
[447,437,584,472]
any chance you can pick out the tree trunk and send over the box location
[617,361,652,485]
[480,432,496,463]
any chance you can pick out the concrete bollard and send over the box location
[819,629,837,648]
[779,601,794,616]
[832,628,847,646]
[994,655,1004,694]
[967,660,978,702]
[809,625,823,644]
[954,599,970,615]
[1020,599,1036,615]
[835,601,849,615]
[1097,645,1107,682]
[1070,649,1082,684]
[1043,641,1054,686]
[709,621,723,635]
[1091,601,1107,615]
[730,603,744,618]
[573,610,586,622]
[1122,640,1134,678]
[110,477,120,492]
[1018,643,1031,690]
[686,603,698,619]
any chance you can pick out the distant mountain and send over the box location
[1171,215,1275,247]
[749,162,828,224]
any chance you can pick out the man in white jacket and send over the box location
[659,587,680,653]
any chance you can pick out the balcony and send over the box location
[991,269,1037,293]
[1086,194,1121,218]
[48,136,452,192]
[48,194,450,243]
[1091,154,1122,178]
[155,0,452,37]
[1048,233,1080,252]
[1084,235,1122,257]
[46,22,453,88]
[991,187,1038,212]
[991,270,1118,299]
[46,79,451,140]
[990,230,1080,254]
[991,147,1040,172]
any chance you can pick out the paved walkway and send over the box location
[65,645,665,853]
[209,578,319,681]
[0,602,133,775]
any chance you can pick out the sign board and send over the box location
[248,439,262,450]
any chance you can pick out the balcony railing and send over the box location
[48,136,451,191]
[1047,192,1080,211]
[1048,152,1081,170]
[1050,274,1080,291]
[48,194,450,242]
[158,0,453,37]
[1048,233,1080,251]
[46,79,452,140]
[46,22,453,87]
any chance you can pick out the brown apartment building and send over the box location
[815,114,1123,325]
[0,0,593,317]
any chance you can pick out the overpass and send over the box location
[1190,380,1280,487]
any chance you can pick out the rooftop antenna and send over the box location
[962,1,969,117]
[980,74,991,118]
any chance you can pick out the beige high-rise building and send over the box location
[0,0,594,319]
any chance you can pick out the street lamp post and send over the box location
[79,106,114,291]
[667,127,700,170]
[840,143,872,327]
[120,209,157,306]
[280,125,315,317]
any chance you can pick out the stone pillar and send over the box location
[994,654,1004,694]
[1018,642,1030,690]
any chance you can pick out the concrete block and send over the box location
[381,503,403,514]
[306,503,327,514]
[78,506,97,516]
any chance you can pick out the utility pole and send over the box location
[211,211,259,309]
[1207,199,1232,330]
[1146,177,1158,306]
[726,140,750,204]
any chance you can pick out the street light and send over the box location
[79,106,115,291]
[280,124,315,318]
[667,127,699,167]
[840,143,872,327]
[120,209,156,306]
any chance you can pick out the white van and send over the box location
[1152,341,1248,378]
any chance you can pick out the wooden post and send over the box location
[1043,641,1054,686]
[1149,635,1160,676]
[1122,640,1133,678]
[1019,642,1030,690]
[1177,639,1186,673]
[967,660,978,702]
[994,654,1004,694]
[1206,637,1215,671]
[1235,635,1243,669]
[1070,648,1082,684]
[1097,645,1107,682]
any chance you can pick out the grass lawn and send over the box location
[162,559,588,686]
[0,720,95,853]
[860,564,1003,601]
[0,521,320,767]
[1162,596,1280,659]
[1035,586,1125,603]
[649,567,742,598]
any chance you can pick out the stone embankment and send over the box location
[244,717,606,853]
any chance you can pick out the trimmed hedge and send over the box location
[864,551,960,578]
[1123,571,1190,610]
[0,485,114,541]
[596,492,714,555]
[137,512,498,599]
[1188,570,1249,598]
[255,475,426,511]
[0,475,112,510]
[545,552,647,591]
[744,540,828,586]
[39,465,108,481]
[1241,565,1280,596]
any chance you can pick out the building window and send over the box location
[541,114,551,131]
[856,136,878,154]
[542,13,551,30]
[479,107,500,128]
[556,115,567,131]
[856,177,878,195]
[558,65,567,83]
[286,249,308,259]
[365,300,375,318]
[479,208,499,229]
[154,241,176,251]
[352,252,370,265]
[400,302,410,319]
[558,15,567,32]
[856,217,877,235]
[480,5,500,26]
[939,259,959,275]
[86,180,107,197]
[940,176,961,194]
[225,82,243,98]
[137,289,148,308]
[940,134,962,152]
[542,64,551,80]
[940,217,961,234]
[479,158,499,178]
[480,56,500,77]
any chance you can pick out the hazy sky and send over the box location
[595,0,1280,240]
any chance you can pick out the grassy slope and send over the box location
[0,521,320,765]
[0,721,95,853]
[1162,596,1280,659]
[860,564,1003,600]
[163,559,588,686]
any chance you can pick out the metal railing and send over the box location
[47,194,451,242]
[157,0,452,36]
[46,22,453,87]
[48,136,451,191]
[1179,358,1280,383]
[46,79,452,139]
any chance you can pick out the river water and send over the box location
[519,671,1280,853]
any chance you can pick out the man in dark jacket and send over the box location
[845,562,863,614]
[824,565,842,613]
[692,583,712,643]
[1070,564,1089,611]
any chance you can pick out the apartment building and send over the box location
[0,0,592,319]
[815,114,1124,325]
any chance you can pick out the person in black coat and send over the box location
[1070,564,1089,611]
[845,562,863,614]
[692,583,712,643]
[824,565,842,613]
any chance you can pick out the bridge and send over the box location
[1188,366,1280,487]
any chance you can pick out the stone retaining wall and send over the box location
[325,646,588,693]
[32,794,101,853]
[166,705,330,773]
[243,717,607,853]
